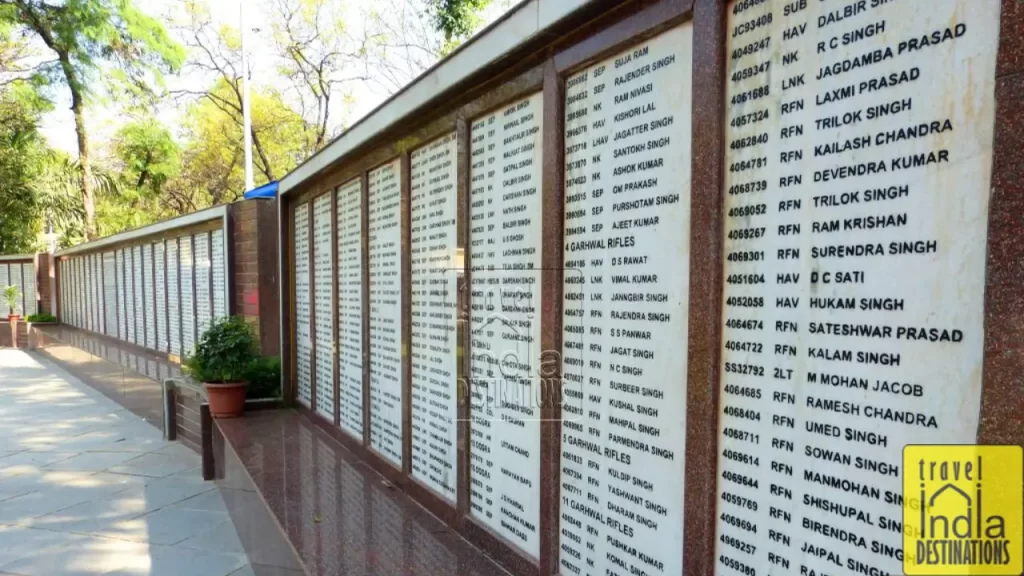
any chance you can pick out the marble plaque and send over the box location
[409,132,458,500]
[65,260,72,326]
[71,260,76,325]
[368,158,404,467]
[180,235,195,356]
[103,252,117,337]
[60,260,67,323]
[211,230,227,319]
[56,262,63,320]
[83,258,89,329]
[155,242,168,352]
[21,263,35,318]
[78,258,86,328]
[336,177,364,439]
[92,254,101,332]
[167,240,181,356]
[132,246,145,345]
[71,259,83,328]
[194,232,212,339]
[558,25,692,576]
[81,258,93,331]
[714,2,1000,576]
[70,260,76,326]
[74,258,84,329]
[76,259,82,327]
[116,250,128,341]
[71,259,77,327]
[143,245,156,349]
[295,202,313,408]
[89,253,97,330]
[96,255,105,330]
[313,193,336,421]
[0,265,8,316]
[63,260,69,324]
[82,257,89,329]
[467,91,543,556]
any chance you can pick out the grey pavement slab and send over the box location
[0,349,252,576]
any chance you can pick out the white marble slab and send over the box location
[295,202,313,408]
[367,158,404,467]
[713,2,1000,575]
[409,132,458,501]
[313,193,335,421]
[336,177,364,439]
[467,91,544,556]
[557,25,693,576]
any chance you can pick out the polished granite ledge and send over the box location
[214,410,511,576]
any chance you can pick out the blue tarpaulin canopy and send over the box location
[243,181,278,199]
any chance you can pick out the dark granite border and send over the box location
[979,0,1024,447]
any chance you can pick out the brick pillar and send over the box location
[229,198,280,356]
[35,252,54,316]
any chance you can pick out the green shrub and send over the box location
[26,312,57,323]
[184,316,258,384]
[246,356,281,399]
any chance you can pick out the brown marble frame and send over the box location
[978,0,1024,449]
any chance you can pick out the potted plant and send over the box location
[4,285,20,348]
[184,316,258,418]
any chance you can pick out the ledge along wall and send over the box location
[54,198,280,367]
[276,0,1023,575]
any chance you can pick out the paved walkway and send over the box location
[0,349,255,576]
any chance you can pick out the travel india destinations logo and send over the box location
[902,445,1023,575]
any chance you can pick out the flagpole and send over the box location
[241,3,254,192]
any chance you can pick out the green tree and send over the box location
[164,79,310,215]
[0,0,184,239]
[269,0,369,152]
[0,82,47,253]
[114,118,180,197]
[429,0,491,44]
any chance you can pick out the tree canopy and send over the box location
[0,0,184,239]
[0,0,501,254]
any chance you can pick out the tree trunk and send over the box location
[70,88,97,240]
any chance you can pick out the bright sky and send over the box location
[39,0,513,157]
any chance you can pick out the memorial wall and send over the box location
[57,224,230,360]
[276,1,1015,575]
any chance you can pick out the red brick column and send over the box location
[35,253,54,316]
[229,198,280,356]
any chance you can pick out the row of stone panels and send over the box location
[0,258,37,317]
[53,199,281,362]
[278,1,1014,576]
[58,226,228,358]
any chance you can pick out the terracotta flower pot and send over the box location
[204,382,249,418]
